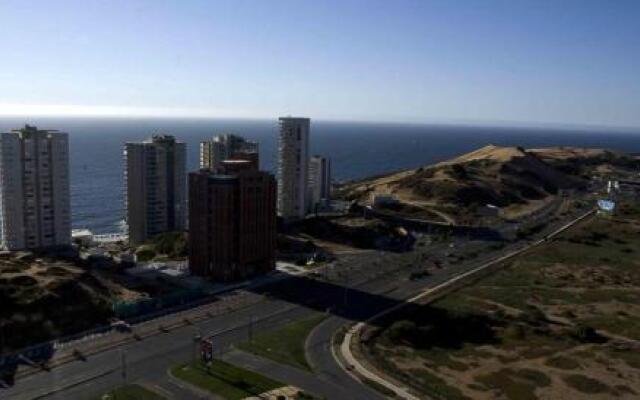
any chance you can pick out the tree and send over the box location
[386,320,417,343]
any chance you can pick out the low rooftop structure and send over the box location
[371,193,398,208]
[72,229,94,245]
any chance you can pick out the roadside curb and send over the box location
[303,313,332,372]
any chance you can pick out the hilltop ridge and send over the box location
[338,145,636,222]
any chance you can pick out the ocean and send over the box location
[0,117,638,234]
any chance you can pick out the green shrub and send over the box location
[521,306,547,325]
[571,324,602,343]
[152,231,188,258]
[135,248,156,262]
[386,320,417,343]
[545,356,580,370]
[503,324,526,340]
[563,374,610,394]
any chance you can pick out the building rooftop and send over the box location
[72,229,93,237]
[7,124,62,135]
[278,116,310,121]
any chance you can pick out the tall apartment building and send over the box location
[308,155,332,211]
[189,160,276,282]
[0,125,71,250]
[124,134,186,245]
[277,117,310,219]
[200,134,259,172]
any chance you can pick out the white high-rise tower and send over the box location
[124,134,186,245]
[0,125,71,250]
[277,117,310,219]
[308,155,332,211]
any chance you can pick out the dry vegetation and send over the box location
[0,254,116,352]
[0,246,170,353]
[365,200,640,400]
[281,216,415,255]
[530,147,639,179]
[339,145,639,223]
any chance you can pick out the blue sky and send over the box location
[1,0,639,127]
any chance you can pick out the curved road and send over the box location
[306,316,385,400]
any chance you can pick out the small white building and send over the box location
[72,229,94,246]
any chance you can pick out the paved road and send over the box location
[223,349,353,400]
[1,265,409,399]
[306,316,385,400]
[0,200,590,400]
[2,250,475,400]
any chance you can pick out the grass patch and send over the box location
[361,377,398,398]
[365,204,640,399]
[515,338,568,360]
[475,368,550,400]
[236,313,326,371]
[95,384,164,400]
[608,347,640,369]
[582,314,640,340]
[527,219,640,272]
[563,374,610,394]
[545,356,581,370]
[614,384,637,396]
[418,347,471,371]
[171,360,284,400]
[408,369,471,400]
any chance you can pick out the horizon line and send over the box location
[0,103,639,133]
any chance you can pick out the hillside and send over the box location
[530,147,639,178]
[364,198,640,400]
[0,254,116,353]
[338,145,613,222]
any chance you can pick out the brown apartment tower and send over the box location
[188,160,277,282]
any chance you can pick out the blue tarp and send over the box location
[597,199,615,212]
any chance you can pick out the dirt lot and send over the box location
[365,200,640,400]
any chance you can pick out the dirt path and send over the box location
[401,199,457,224]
